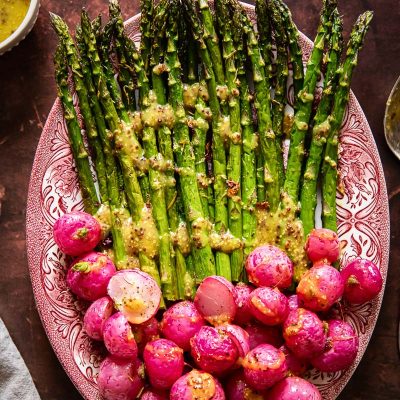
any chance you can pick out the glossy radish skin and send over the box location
[245,245,293,289]
[190,326,239,374]
[160,301,205,351]
[194,276,237,325]
[218,324,250,359]
[103,312,138,360]
[341,259,383,304]
[268,377,322,400]
[225,370,265,400]
[53,211,102,256]
[280,345,308,377]
[67,252,116,301]
[83,296,113,340]
[97,356,144,400]
[283,309,327,360]
[296,264,344,312]
[242,344,287,391]
[287,295,299,312]
[170,370,225,400]
[248,287,289,326]
[244,321,284,349]
[311,319,359,372]
[132,317,160,354]
[140,389,168,400]
[305,228,340,264]
[143,339,184,389]
[233,283,253,325]
[107,269,161,324]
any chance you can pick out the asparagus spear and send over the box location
[275,0,304,107]
[184,0,231,279]
[151,0,193,299]
[283,0,337,203]
[322,11,373,231]
[300,10,343,235]
[231,0,281,211]
[54,44,99,215]
[139,0,154,75]
[109,0,178,300]
[215,0,244,281]
[268,0,288,186]
[230,18,258,261]
[166,1,216,282]
[97,21,129,120]
[80,9,163,293]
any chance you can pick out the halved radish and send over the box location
[107,269,161,324]
[218,324,250,359]
[194,276,237,325]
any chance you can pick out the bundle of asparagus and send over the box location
[51,0,372,302]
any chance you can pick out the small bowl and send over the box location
[0,0,40,55]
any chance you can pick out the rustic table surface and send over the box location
[0,0,399,399]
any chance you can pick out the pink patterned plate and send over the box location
[26,3,389,400]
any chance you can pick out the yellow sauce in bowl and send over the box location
[0,0,30,43]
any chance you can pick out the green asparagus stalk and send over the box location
[75,24,129,268]
[322,11,373,231]
[140,0,154,75]
[232,0,281,211]
[275,0,304,107]
[166,2,216,282]
[54,44,99,215]
[51,14,108,206]
[255,0,273,85]
[80,10,163,293]
[300,10,343,235]
[283,0,337,203]
[216,0,244,281]
[269,0,288,186]
[184,0,230,279]
[151,1,193,299]
[97,21,129,120]
[109,0,178,300]
[108,4,136,112]
[231,20,258,259]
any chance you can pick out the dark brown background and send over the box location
[0,0,399,399]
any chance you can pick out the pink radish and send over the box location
[268,377,322,400]
[233,283,253,325]
[280,345,308,377]
[160,301,205,351]
[311,319,359,372]
[287,294,299,312]
[244,321,284,350]
[140,389,168,400]
[67,252,116,301]
[83,296,113,340]
[341,259,383,304]
[248,287,289,326]
[194,276,236,325]
[245,245,293,289]
[53,211,102,256]
[143,339,184,389]
[103,312,138,360]
[305,228,340,264]
[218,324,250,359]
[170,370,225,400]
[225,370,265,400]
[97,355,144,400]
[132,317,160,354]
[107,269,161,324]
[242,344,287,391]
[283,308,327,360]
[190,326,239,375]
[296,263,344,312]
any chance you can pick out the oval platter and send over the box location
[26,2,390,399]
